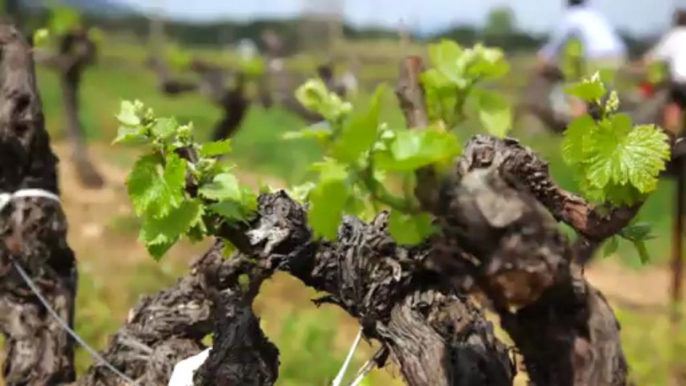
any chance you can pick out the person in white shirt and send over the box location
[536,0,627,117]
[538,0,627,72]
[642,10,686,137]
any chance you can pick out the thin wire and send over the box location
[348,363,373,386]
[3,190,135,384]
[331,328,363,386]
[13,260,137,385]
[347,349,379,386]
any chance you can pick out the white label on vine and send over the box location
[168,348,211,386]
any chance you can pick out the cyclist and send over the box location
[640,9,686,140]
[536,0,627,117]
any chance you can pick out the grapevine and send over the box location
[117,39,670,261]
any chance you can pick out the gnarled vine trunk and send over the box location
[36,29,104,188]
[0,24,78,386]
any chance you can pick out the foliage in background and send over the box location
[32,2,104,49]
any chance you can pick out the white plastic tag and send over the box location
[168,348,211,386]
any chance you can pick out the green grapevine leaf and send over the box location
[239,187,259,211]
[116,100,142,127]
[603,236,619,257]
[308,178,349,240]
[139,199,204,260]
[127,155,159,216]
[562,115,596,165]
[332,84,386,162]
[146,241,176,261]
[152,118,178,140]
[428,40,463,81]
[113,125,147,145]
[468,45,509,79]
[421,69,458,124]
[199,173,242,202]
[421,68,454,91]
[282,127,332,143]
[287,182,317,203]
[564,72,605,102]
[585,123,669,195]
[619,222,655,242]
[374,129,461,171]
[163,153,188,197]
[126,154,186,218]
[388,211,437,245]
[472,89,511,137]
[312,158,348,181]
[631,239,651,264]
[295,78,351,122]
[208,184,257,223]
[345,192,367,218]
[200,139,232,157]
[295,78,329,111]
[605,91,620,114]
[209,201,246,222]
[308,159,350,239]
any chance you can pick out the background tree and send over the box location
[34,5,105,188]
[484,6,517,37]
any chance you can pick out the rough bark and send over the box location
[239,196,514,385]
[76,244,279,386]
[0,24,78,386]
[37,30,104,188]
[444,137,629,386]
[78,190,515,386]
[397,56,631,385]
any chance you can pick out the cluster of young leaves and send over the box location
[283,78,454,244]
[114,100,257,259]
[562,73,671,207]
[283,40,511,245]
[562,73,670,263]
[420,40,512,137]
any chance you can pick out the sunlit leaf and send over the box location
[564,72,606,102]
[199,173,242,202]
[472,89,511,137]
[603,236,618,257]
[200,139,232,157]
[332,84,386,162]
[388,211,437,245]
[375,129,461,171]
